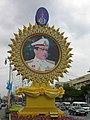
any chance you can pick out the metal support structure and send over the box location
[5,58,12,108]
[8,60,12,108]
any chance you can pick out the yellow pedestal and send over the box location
[17,82,65,117]
[18,95,64,117]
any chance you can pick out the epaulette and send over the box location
[26,59,33,63]
[46,59,55,64]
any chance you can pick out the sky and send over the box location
[0,0,90,98]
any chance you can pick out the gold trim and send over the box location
[16,86,65,98]
[8,24,73,83]
[20,33,61,74]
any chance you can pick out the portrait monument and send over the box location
[8,7,73,118]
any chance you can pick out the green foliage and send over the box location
[5,108,10,114]
[55,83,84,101]
[9,105,22,112]
[81,83,90,95]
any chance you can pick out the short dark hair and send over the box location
[33,46,39,50]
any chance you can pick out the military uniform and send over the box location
[26,37,55,71]
[26,57,55,71]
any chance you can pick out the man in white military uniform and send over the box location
[26,37,55,71]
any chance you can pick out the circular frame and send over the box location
[8,24,73,83]
[21,34,61,74]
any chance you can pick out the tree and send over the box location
[81,83,90,102]
[55,83,83,102]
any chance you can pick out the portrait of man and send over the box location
[26,37,55,71]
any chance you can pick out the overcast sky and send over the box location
[0,0,90,98]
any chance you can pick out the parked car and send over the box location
[62,102,71,110]
[55,102,60,108]
[1,103,7,109]
[68,106,88,116]
[55,102,66,111]
[71,102,90,112]
[59,104,66,111]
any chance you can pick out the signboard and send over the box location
[35,7,49,26]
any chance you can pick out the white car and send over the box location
[71,102,90,112]
[68,106,88,116]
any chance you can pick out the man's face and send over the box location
[34,47,48,60]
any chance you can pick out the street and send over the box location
[0,108,8,120]
[0,108,90,120]
[65,110,90,120]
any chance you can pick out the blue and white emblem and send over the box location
[35,7,49,26]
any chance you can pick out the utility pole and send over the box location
[5,58,12,108]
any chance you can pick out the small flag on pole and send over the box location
[6,80,12,90]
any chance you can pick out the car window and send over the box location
[80,104,89,107]
[73,103,76,106]
[75,106,83,109]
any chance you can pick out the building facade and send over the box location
[67,74,90,90]
[55,74,90,90]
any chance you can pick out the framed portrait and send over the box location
[22,35,60,72]
[8,24,72,82]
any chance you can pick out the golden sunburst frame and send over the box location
[8,23,73,117]
[8,23,72,83]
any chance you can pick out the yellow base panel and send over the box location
[17,83,64,117]
[18,106,64,116]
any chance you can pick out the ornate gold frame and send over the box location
[21,33,61,74]
[8,23,73,83]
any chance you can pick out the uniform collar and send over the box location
[34,57,45,63]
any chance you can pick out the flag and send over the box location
[6,80,12,90]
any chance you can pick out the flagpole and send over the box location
[8,59,12,108]
[5,58,12,108]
